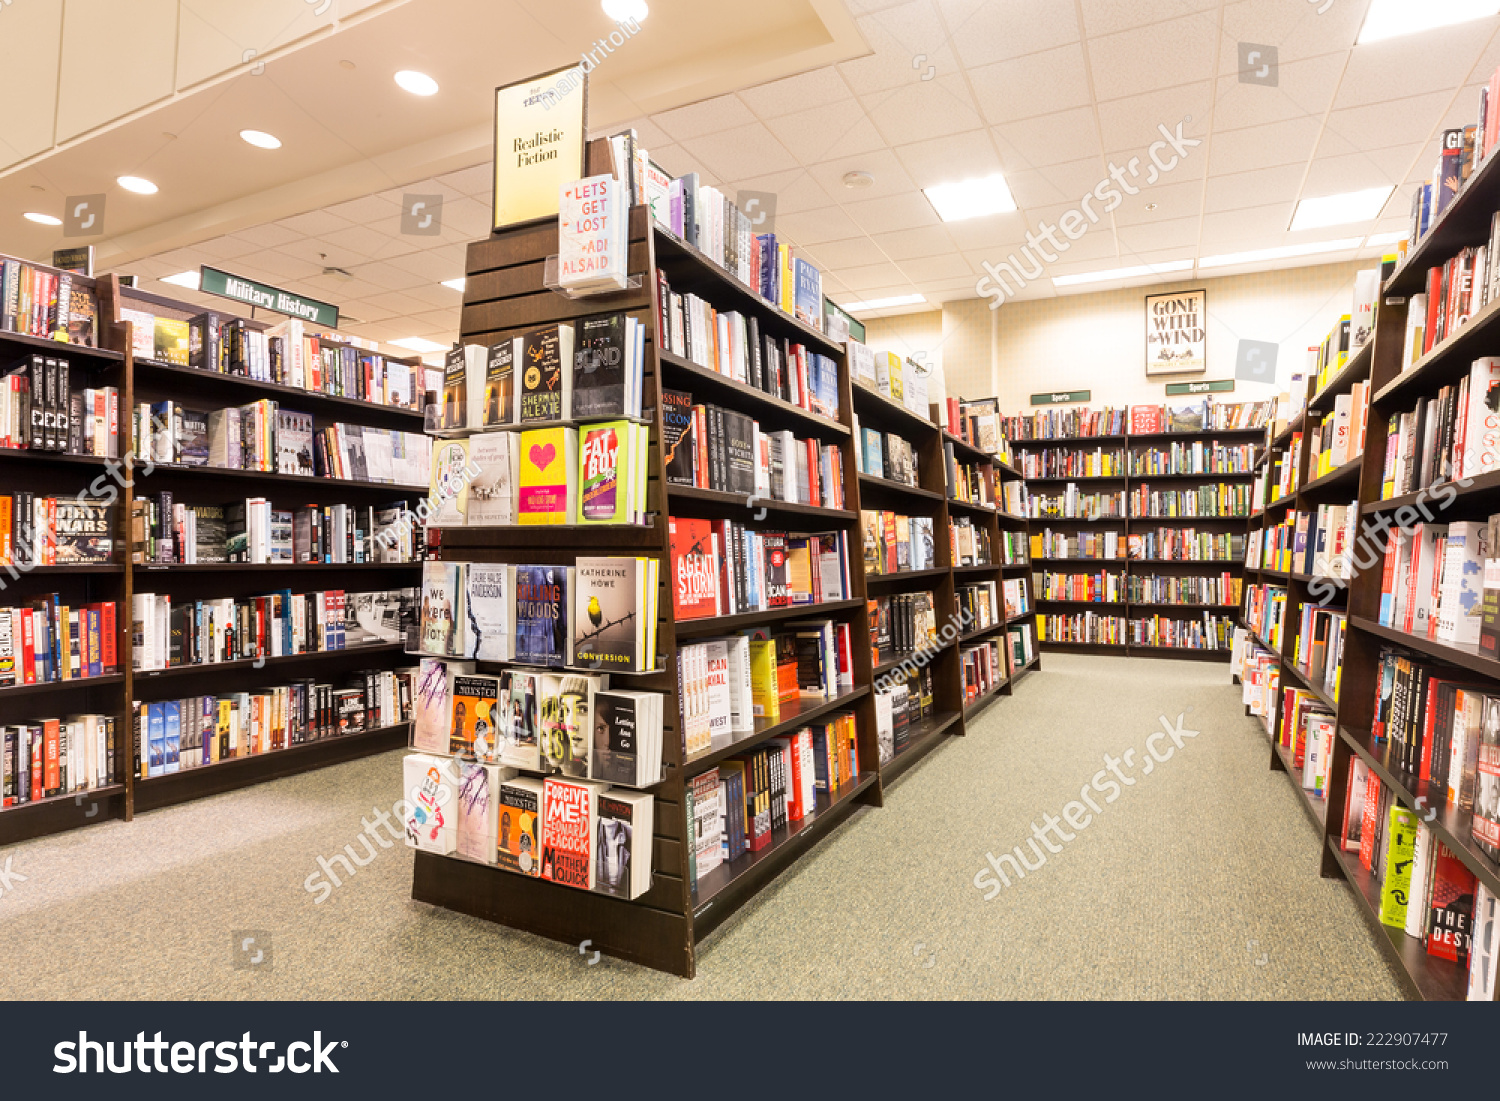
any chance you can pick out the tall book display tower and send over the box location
[1237,151,1500,1000]
[0,260,428,845]
[1013,415,1259,661]
[409,140,1039,977]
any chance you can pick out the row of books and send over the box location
[874,670,935,762]
[948,454,996,510]
[135,669,413,777]
[1009,622,1036,669]
[1291,605,1345,698]
[1035,569,1125,603]
[664,390,845,509]
[936,397,1005,458]
[961,638,1005,701]
[670,516,850,621]
[1128,529,1244,562]
[131,588,411,671]
[1307,384,1369,480]
[134,400,431,487]
[1017,445,1124,480]
[2,356,118,455]
[1253,435,1302,508]
[655,269,839,419]
[131,495,418,566]
[1,712,115,807]
[122,306,423,410]
[1039,612,1125,645]
[686,714,859,888]
[1406,108,1489,250]
[1236,635,1281,729]
[432,422,649,529]
[1004,406,1129,440]
[872,591,937,659]
[0,596,118,686]
[1341,765,1499,1000]
[1032,529,1123,560]
[1029,487,1125,520]
[860,510,938,576]
[419,557,659,672]
[849,344,931,422]
[1003,401,1271,442]
[1001,577,1030,619]
[1129,572,1241,606]
[439,314,647,430]
[1129,483,1253,518]
[405,757,655,899]
[955,581,1000,634]
[999,480,1026,515]
[0,258,97,345]
[856,425,920,487]
[1381,358,1500,500]
[999,529,1028,566]
[412,657,661,789]
[1276,681,1336,799]
[1130,441,1257,477]
[1244,582,1288,651]
[1315,274,1380,391]
[951,516,994,567]
[1376,519,1488,647]
[0,495,111,565]
[1128,613,1233,650]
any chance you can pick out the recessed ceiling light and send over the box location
[1290,185,1393,231]
[841,294,926,313]
[1357,0,1500,43]
[161,271,201,290]
[394,70,439,96]
[390,336,447,353]
[240,129,281,149]
[602,0,648,18]
[117,176,158,194]
[1053,260,1194,287]
[23,212,61,226]
[1364,230,1406,246]
[923,173,1017,222]
[1198,238,1364,269]
[441,278,467,291]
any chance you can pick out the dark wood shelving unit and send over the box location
[1016,423,1259,662]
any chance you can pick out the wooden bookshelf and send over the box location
[405,141,1040,978]
[0,263,427,845]
[1013,423,1258,661]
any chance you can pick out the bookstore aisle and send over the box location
[0,654,1400,999]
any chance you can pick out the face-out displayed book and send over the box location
[670,516,852,619]
[573,556,660,673]
[559,175,630,294]
[595,788,654,899]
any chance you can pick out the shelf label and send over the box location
[199,266,339,327]
[1166,380,1234,395]
[1031,390,1090,405]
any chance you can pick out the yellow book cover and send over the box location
[518,426,577,525]
[492,66,587,231]
[429,438,470,526]
[153,317,189,366]
[748,638,779,721]
[1379,804,1419,927]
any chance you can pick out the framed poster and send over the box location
[1144,289,1207,376]
[492,65,588,233]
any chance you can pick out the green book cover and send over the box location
[1379,804,1419,927]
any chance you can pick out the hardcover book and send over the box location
[595,789,653,899]
[457,761,503,864]
[662,388,696,485]
[514,564,572,667]
[428,438,471,526]
[518,324,574,423]
[483,340,516,426]
[464,562,514,662]
[449,673,501,758]
[669,516,719,620]
[539,672,605,778]
[465,431,519,526]
[572,312,629,418]
[414,657,467,753]
[419,560,465,657]
[573,556,648,671]
[518,426,577,525]
[578,420,639,525]
[499,669,542,771]
[540,775,605,890]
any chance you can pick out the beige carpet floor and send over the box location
[0,653,1407,999]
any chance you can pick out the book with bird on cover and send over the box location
[573,556,655,672]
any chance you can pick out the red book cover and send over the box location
[1130,405,1163,435]
[1425,266,1443,353]
[669,516,720,620]
[100,601,116,672]
[540,776,598,890]
[1359,773,1382,871]
[1419,676,1443,783]
[1427,842,1477,962]
[43,717,60,796]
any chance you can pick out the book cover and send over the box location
[413,657,461,753]
[428,438,470,526]
[457,761,501,864]
[500,669,542,771]
[574,556,643,670]
[593,690,647,786]
[419,560,465,657]
[483,340,516,426]
[596,790,652,899]
[465,431,519,526]
[497,775,544,875]
[519,325,570,423]
[1428,842,1477,963]
[539,673,603,778]
[518,426,577,525]
[514,564,570,667]
[669,516,719,620]
[464,563,514,662]
[578,420,631,525]
[403,753,456,854]
[53,501,111,564]
[540,775,603,890]
[572,313,629,418]
[1379,803,1420,927]
[662,388,696,485]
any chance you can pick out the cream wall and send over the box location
[866,260,1371,415]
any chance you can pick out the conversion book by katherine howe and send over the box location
[573,556,656,672]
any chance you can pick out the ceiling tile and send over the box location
[1218,0,1363,65]
[1080,0,1218,38]
[862,72,984,144]
[1300,145,1413,196]
[652,94,758,142]
[720,169,838,217]
[841,191,944,233]
[1006,156,1113,211]
[838,1,958,97]
[938,0,1082,69]
[229,223,303,249]
[898,252,977,281]
[871,225,960,260]
[679,122,798,181]
[992,107,1103,172]
[775,205,868,246]
[967,44,1093,126]
[1198,203,1296,249]
[804,146,918,200]
[1087,16,1219,101]
[1333,26,1490,108]
[1096,83,1213,161]
[837,260,917,290]
[1203,162,1304,213]
[435,163,491,198]
[1110,176,1204,225]
[739,67,855,119]
[1318,92,1453,158]
[323,192,404,226]
[764,98,886,164]
[893,130,1003,189]
[275,209,355,238]
[1210,55,1346,131]
[1115,214,1200,251]
[1207,115,1322,175]
[808,236,893,268]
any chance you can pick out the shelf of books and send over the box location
[0,258,428,843]
[1232,116,1500,997]
[1004,400,1270,663]
[402,137,1040,978]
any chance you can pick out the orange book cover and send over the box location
[43,717,60,796]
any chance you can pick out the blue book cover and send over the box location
[281,589,295,655]
[757,233,777,301]
[87,607,101,677]
[862,428,884,478]
[793,258,821,329]
[163,700,181,773]
[514,565,569,667]
[147,703,166,778]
